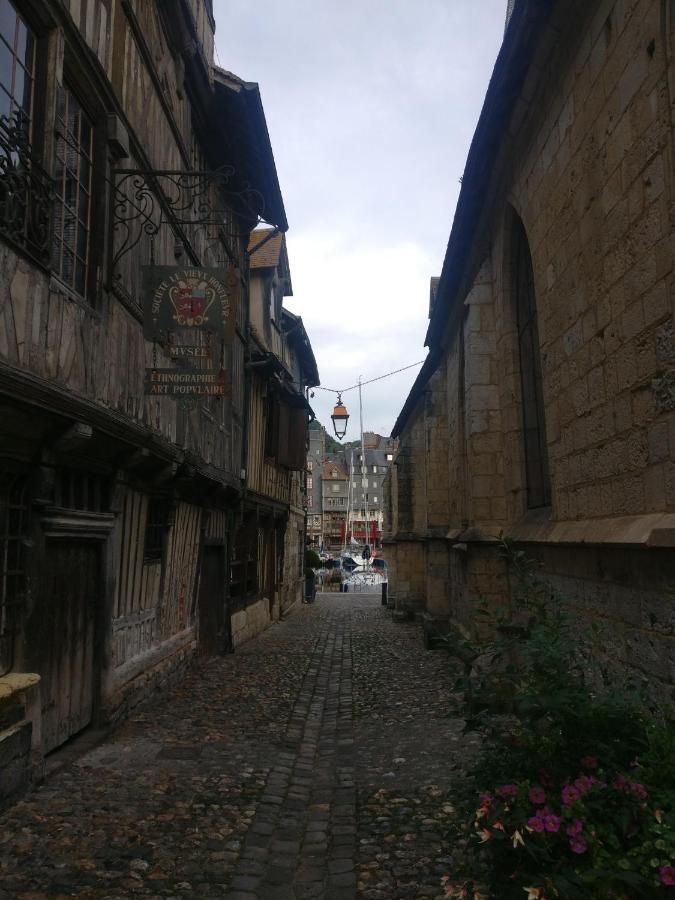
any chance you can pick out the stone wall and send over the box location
[231,600,272,648]
[387,0,674,694]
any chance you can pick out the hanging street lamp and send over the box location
[331,394,349,439]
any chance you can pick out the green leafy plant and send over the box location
[305,548,322,570]
[442,537,674,898]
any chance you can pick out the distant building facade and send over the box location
[307,427,397,553]
[385,0,674,695]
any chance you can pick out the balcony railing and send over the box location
[0,114,53,269]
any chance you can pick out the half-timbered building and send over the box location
[0,0,316,804]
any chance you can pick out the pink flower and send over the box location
[566,819,583,837]
[527,816,545,832]
[529,786,546,805]
[580,756,598,769]
[630,782,648,801]
[561,785,581,806]
[493,820,505,831]
[496,783,519,798]
[660,866,675,886]
[570,837,588,854]
[574,775,594,793]
[479,792,493,809]
[544,814,561,833]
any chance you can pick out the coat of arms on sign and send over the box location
[142,266,233,338]
[170,275,213,327]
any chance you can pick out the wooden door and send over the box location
[198,544,229,654]
[37,541,101,753]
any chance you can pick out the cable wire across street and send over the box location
[313,359,425,396]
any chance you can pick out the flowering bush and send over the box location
[443,762,675,898]
[442,538,674,898]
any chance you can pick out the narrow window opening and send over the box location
[513,217,551,510]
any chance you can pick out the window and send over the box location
[307,476,313,489]
[0,3,51,267]
[55,469,109,512]
[230,520,259,604]
[373,496,378,504]
[0,472,29,674]
[307,494,312,507]
[386,453,393,461]
[513,216,551,509]
[372,465,377,473]
[144,498,169,563]
[52,84,93,298]
[331,469,337,478]
[307,460,313,472]
[331,483,339,493]
[0,1,35,126]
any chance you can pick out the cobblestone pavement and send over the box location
[0,594,477,899]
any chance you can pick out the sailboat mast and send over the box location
[359,378,368,549]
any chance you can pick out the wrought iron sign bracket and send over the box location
[110,165,267,283]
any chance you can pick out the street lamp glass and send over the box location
[331,401,349,439]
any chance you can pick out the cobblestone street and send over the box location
[0,594,475,900]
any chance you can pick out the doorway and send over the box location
[35,540,102,754]
[198,543,230,654]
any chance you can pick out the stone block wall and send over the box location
[502,0,674,523]
[231,599,272,648]
[0,675,41,808]
[388,541,427,613]
[386,0,673,694]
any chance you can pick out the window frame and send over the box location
[50,57,106,305]
[0,0,51,267]
[512,216,551,510]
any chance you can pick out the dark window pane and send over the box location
[76,223,87,258]
[0,2,16,48]
[61,246,74,282]
[0,84,11,119]
[14,16,27,62]
[12,59,24,107]
[52,86,93,297]
[0,38,13,95]
[514,217,551,509]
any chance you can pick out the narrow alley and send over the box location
[0,594,474,900]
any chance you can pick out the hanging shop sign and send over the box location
[144,368,229,398]
[142,265,238,339]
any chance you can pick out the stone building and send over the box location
[0,0,316,804]
[385,0,674,694]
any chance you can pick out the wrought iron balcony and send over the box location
[0,114,53,269]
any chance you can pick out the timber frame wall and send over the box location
[0,0,317,801]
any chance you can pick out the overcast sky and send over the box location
[214,0,507,438]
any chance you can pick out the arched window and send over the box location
[513,217,551,509]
